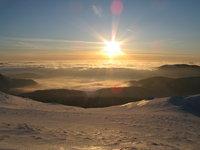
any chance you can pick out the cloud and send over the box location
[92,5,102,17]
[16,41,39,49]
[6,37,102,45]
[0,37,103,51]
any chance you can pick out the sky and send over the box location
[0,0,200,60]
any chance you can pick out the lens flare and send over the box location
[111,0,123,15]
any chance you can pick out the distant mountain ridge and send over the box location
[0,74,37,92]
[158,64,200,70]
[20,76,200,108]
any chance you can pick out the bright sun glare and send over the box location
[103,40,123,58]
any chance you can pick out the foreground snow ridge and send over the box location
[0,92,200,150]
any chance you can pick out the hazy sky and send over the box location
[0,0,200,59]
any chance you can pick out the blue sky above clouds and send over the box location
[0,0,200,55]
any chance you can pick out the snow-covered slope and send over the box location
[0,91,84,112]
[0,92,200,150]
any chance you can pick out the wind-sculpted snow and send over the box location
[0,92,200,149]
[169,94,200,116]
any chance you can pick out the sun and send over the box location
[103,40,123,58]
